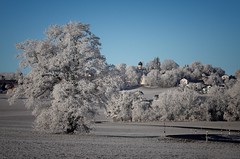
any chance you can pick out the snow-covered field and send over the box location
[1,94,240,159]
[124,86,177,99]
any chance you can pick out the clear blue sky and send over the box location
[1,0,240,75]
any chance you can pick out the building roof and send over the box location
[138,61,143,66]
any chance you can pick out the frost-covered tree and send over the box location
[106,91,150,122]
[115,63,127,88]
[100,65,126,98]
[189,61,204,80]
[150,90,174,121]
[146,57,161,72]
[203,73,223,86]
[203,64,214,76]
[235,69,240,80]
[159,69,182,87]
[204,86,227,121]
[190,61,204,71]
[116,63,127,76]
[224,81,240,121]
[151,88,204,121]
[144,68,182,88]
[0,72,18,80]
[161,59,179,71]
[106,91,134,121]
[9,22,113,133]
[125,66,141,87]
[213,67,225,77]
[145,69,161,86]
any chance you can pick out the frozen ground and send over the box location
[1,94,240,159]
[125,86,177,99]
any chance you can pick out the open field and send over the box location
[125,86,177,99]
[0,94,240,158]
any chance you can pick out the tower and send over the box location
[138,61,143,70]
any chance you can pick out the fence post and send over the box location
[206,131,208,142]
[163,122,166,136]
